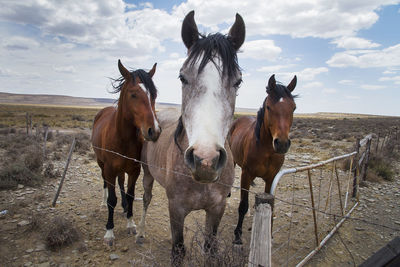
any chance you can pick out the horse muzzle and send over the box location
[142,125,161,142]
[273,138,291,154]
[184,145,227,183]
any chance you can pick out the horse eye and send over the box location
[233,78,242,89]
[266,106,271,111]
[178,74,188,85]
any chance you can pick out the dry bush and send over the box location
[0,161,42,189]
[74,132,91,155]
[45,216,80,251]
[24,145,43,172]
[44,162,60,178]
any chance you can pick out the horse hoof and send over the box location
[233,239,243,246]
[136,235,144,244]
[104,238,114,246]
[127,227,137,235]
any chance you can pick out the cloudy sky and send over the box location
[0,0,399,115]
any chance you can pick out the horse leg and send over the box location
[118,173,128,213]
[204,203,225,256]
[169,202,187,266]
[98,160,108,207]
[233,171,253,245]
[126,167,140,235]
[104,168,117,246]
[136,167,154,244]
[101,180,108,207]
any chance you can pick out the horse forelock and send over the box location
[266,83,297,103]
[186,33,240,80]
[134,69,158,100]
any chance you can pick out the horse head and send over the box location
[117,60,161,141]
[264,74,297,154]
[178,11,245,183]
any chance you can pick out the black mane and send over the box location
[186,33,240,79]
[110,69,157,99]
[255,100,266,142]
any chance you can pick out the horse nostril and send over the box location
[215,147,227,171]
[274,139,280,148]
[287,139,291,149]
[148,128,153,138]
[184,147,196,170]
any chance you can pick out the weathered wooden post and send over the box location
[307,169,319,246]
[362,138,372,181]
[375,133,380,154]
[249,193,274,267]
[52,137,76,207]
[352,138,360,198]
[43,126,49,158]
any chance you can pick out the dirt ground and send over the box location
[0,116,399,266]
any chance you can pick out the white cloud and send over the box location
[172,0,396,39]
[2,36,39,50]
[256,64,295,73]
[379,75,400,84]
[53,65,76,73]
[302,81,323,89]
[345,95,360,99]
[360,84,386,90]
[338,80,354,85]
[322,88,337,94]
[327,44,400,68]
[332,36,380,49]
[240,40,282,60]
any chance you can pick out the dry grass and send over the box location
[45,216,80,251]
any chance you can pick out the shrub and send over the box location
[45,216,80,251]
[0,161,42,189]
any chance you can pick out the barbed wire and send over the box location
[92,145,400,234]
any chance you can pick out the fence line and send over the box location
[48,130,399,266]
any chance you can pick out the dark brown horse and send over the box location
[91,60,160,245]
[137,11,245,265]
[229,74,297,245]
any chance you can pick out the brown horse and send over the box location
[229,74,297,245]
[137,11,245,265]
[91,60,161,245]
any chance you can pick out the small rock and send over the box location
[121,246,129,252]
[110,254,119,261]
[394,221,400,225]
[24,262,33,267]
[17,220,30,227]
[37,262,50,267]
[25,248,34,253]
[355,227,365,231]
[18,184,24,189]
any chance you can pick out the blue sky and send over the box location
[0,0,399,115]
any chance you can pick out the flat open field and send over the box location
[0,103,399,266]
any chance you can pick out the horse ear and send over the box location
[228,13,246,51]
[267,74,276,93]
[287,75,297,92]
[181,10,199,49]
[148,63,157,78]
[118,59,131,81]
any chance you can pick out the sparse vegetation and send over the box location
[45,216,80,251]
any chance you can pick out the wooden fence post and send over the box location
[43,126,49,158]
[52,137,76,207]
[352,138,360,198]
[375,133,380,154]
[249,193,274,267]
[362,138,372,181]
